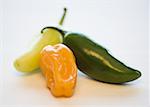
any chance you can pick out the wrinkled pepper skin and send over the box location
[14,28,63,72]
[63,33,141,84]
[40,44,77,97]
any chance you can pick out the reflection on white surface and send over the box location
[1,70,148,106]
[1,0,149,106]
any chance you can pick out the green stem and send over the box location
[59,8,67,26]
[41,8,67,34]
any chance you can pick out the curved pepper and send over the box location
[63,33,141,84]
[40,44,77,97]
[14,8,67,72]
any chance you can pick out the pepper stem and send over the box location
[59,8,67,26]
[41,8,67,34]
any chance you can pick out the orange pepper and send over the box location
[40,44,77,97]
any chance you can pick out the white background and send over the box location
[0,0,149,107]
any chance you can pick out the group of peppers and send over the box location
[14,8,141,97]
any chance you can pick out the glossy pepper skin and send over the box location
[40,44,77,97]
[63,33,141,84]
